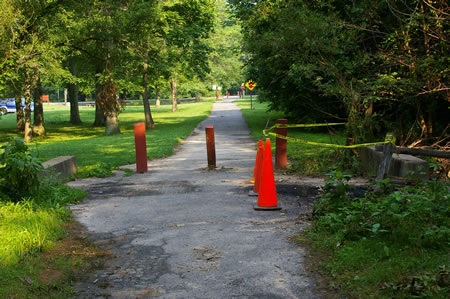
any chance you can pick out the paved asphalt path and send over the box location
[69,99,319,298]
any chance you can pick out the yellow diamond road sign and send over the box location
[245,80,256,91]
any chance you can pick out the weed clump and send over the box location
[307,171,449,297]
[0,139,43,201]
[0,139,87,266]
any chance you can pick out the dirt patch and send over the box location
[39,269,64,285]
[38,220,110,287]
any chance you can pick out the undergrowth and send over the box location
[0,139,88,297]
[302,172,450,298]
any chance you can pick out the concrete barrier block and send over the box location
[360,146,428,179]
[42,156,78,180]
[396,154,429,178]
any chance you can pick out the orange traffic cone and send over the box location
[250,153,256,184]
[254,138,281,210]
[249,140,264,196]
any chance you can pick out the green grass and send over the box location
[236,98,449,297]
[0,181,89,298]
[0,102,213,177]
[300,233,449,298]
[235,98,348,175]
[0,101,214,297]
[0,182,86,266]
[0,200,65,265]
[300,176,450,298]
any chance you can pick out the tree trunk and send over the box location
[101,79,121,136]
[94,95,106,126]
[155,85,161,108]
[170,77,177,112]
[24,72,33,142]
[14,91,24,131]
[427,110,433,137]
[32,71,45,136]
[417,101,431,139]
[68,58,81,124]
[105,111,120,135]
[143,63,155,129]
[94,80,106,126]
[93,65,106,126]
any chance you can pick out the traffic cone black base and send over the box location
[253,204,281,211]
[248,190,258,197]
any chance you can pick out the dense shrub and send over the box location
[314,172,450,247]
[0,139,43,201]
[309,172,449,297]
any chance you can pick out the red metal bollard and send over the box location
[275,119,288,168]
[134,122,148,173]
[205,125,216,169]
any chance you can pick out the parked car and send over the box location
[2,98,34,113]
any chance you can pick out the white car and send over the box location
[2,98,34,113]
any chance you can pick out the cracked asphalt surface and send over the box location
[69,99,319,298]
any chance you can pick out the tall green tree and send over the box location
[230,0,449,145]
[206,0,244,93]
[125,0,161,129]
[163,0,215,112]
[0,0,70,140]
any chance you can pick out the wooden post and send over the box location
[275,119,288,168]
[376,134,394,181]
[134,122,148,173]
[205,125,216,169]
[375,145,450,159]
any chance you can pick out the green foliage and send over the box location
[307,173,450,297]
[205,0,245,93]
[0,199,64,266]
[0,102,213,178]
[0,139,43,201]
[315,175,449,247]
[313,171,354,219]
[118,168,134,177]
[383,265,449,298]
[35,178,87,208]
[0,180,86,266]
[236,98,354,175]
[230,0,449,145]
[76,162,115,179]
[0,140,86,296]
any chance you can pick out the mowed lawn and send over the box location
[234,98,347,174]
[0,102,213,176]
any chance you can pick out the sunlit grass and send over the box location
[0,200,65,266]
[0,180,90,298]
[0,102,213,176]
